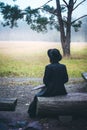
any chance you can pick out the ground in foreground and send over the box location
[0,77,87,130]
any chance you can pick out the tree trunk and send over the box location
[61,38,70,57]
[62,31,71,57]
[56,0,67,57]
[61,0,73,57]
[36,93,87,117]
[56,0,74,57]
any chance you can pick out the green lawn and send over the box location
[0,42,87,78]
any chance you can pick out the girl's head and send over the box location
[47,48,62,63]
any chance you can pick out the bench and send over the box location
[0,98,17,111]
[36,93,87,117]
[81,72,87,81]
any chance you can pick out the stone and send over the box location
[24,121,43,130]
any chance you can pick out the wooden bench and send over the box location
[81,72,87,81]
[36,93,87,117]
[0,98,17,111]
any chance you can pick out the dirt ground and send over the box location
[0,77,87,130]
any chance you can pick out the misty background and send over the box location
[0,18,87,42]
[0,0,87,42]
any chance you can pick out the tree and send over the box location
[0,0,87,57]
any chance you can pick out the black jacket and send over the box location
[37,63,68,97]
[28,62,68,117]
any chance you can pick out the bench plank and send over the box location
[81,72,87,81]
[0,98,17,111]
[36,93,87,117]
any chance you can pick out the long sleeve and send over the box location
[63,65,69,83]
[43,65,52,86]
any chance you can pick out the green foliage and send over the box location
[0,1,67,32]
[25,7,48,32]
[0,3,23,27]
[13,0,17,1]
[72,21,82,32]
[25,6,40,21]
[31,16,48,32]
[43,5,55,13]
[0,1,86,32]
[61,5,67,12]
[0,2,4,8]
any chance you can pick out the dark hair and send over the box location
[47,48,62,62]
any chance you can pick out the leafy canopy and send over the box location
[0,0,86,32]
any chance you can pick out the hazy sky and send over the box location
[0,0,87,17]
[0,0,87,41]
[0,0,55,9]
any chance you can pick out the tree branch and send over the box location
[74,0,77,4]
[30,0,56,15]
[61,4,67,8]
[62,0,68,6]
[71,15,87,24]
[38,7,57,16]
[37,0,53,9]
[73,0,86,11]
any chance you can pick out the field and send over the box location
[0,41,87,78]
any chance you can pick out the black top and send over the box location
[28,62,68,117]
[37,62,68,97]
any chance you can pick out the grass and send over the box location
[0,41,87,78]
